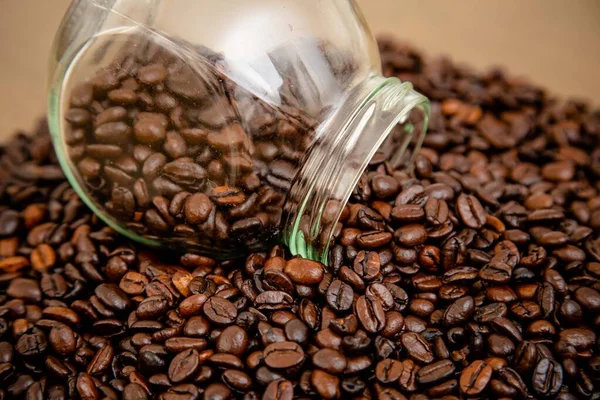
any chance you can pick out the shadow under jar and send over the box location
[48,0,429,262]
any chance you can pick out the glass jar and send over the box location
[47,0,429,262]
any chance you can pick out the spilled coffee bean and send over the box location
[0,36,599,400]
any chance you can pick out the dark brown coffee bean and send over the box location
[555,327,595,358]
[394,224,427,247]
[255,291,293,310]
[108,88,137,104]
[417,359,455,385]
[203,297,237,324]
[168,348,200,383]
[134,295,168,321]
[16,328,47,357]
[48,324,76,356]
[532,358,563,397]
[401,332,434,364]
[70,82,94,106]
[263,379,293,400]
[356,231,392,249]
[312,348,347,374]
[391,204,425,223]
[76,372,99,400]
[210,186,246,207]
[375,359,404,384]
[221,369,252,392]
[137,63,167,84]
[372,174,400,198]
[123,383,148,400]
[395,359,418,392]
[479,259,512,284]
[142,153,167,182]
[366,283,394,311]
[7,278,42,303]
[326,280,353,312]
[94,283,131,313]
[165,337,207,352]
[179,293,208,317]
[284,258,324,284]
[206,123,247,151]
[311,369,341,399]
[574,286,600,312]
[443,296,474,326]
[263,341,305,369]
[355,295,386,333]
[353,251,381,281]
[457,193,487,229]
[284,318,308,345]
[459,360,492,396]
[87,344,113,375]
[542,161,575,182]
[425,197,449,225]
[120,272,149,295]
[162,159,207,189]
[216,325,248,356]
[488,333,515,356]
[94,122,131,144]
[134,114,167,144]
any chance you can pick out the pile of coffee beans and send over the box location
[1,37,600,399]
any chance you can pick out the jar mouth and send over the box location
[284,75,430,263]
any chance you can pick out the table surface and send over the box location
[0,0,598,137]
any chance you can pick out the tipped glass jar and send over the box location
[48,0,429,262]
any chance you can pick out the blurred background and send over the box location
[0,0,598,136]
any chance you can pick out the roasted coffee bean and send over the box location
[7,278,42,303]
[16,328,47,357]
[459,360,492,396]
[49,324,76,356]
[168,349,200,383]
[263,341,305,369]
[417,359,455,385]
[375,359,404,384]
[311,369,341,399]
[425,197,449,225]
[284,258,324,284]
[136,295,168,319]
[312,348,347,374]
[391,204,425,222]
[457,194,487,229]
[94,283,131,313]
[263,379,294,400]
[1,36,598,400]
[401,332,434,364]
[216,325,248,356]
[443,296,474,326]
[203,297,237,324]
[326,280,353,312]
[532,358,563,397]
[284,318,308,345]
[76,372,99,400]
[394,224,427,247]
[356,231,393,249]
[355,295,386,333]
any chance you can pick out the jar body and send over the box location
[48,0,429,260]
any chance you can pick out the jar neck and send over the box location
[283,74,430,263]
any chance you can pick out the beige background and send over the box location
[0,0,598,137]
